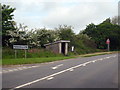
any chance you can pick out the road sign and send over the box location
[13,45,28,59]
[106,39,110,44]
[106,39,110,51]
[71,46,74,52]
[13,45,28,49]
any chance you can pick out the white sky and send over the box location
[2,0,119,34]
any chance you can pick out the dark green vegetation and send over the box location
[2,4,120,65]
[82,18,120,50]
[2,4,16,46]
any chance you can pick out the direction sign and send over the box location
[106,39,110,44]
[13,45,28,49]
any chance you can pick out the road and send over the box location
[2,53,119,89]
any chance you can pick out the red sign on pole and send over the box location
[106,39,110,44]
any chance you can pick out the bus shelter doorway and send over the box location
[61,42,65,55]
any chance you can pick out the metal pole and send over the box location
[108,43,110,52]
[15,50,17,59]
[25,49,27,59]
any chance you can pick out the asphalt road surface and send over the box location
[2,53,119,89]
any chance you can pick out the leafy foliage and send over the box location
[36,28,59,47]
[82,18,120,50]
[55,25,97,54]
[2,4,16,46]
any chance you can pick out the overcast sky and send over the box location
[2,0,119,34]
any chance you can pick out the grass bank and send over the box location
[2,56,74,65]
[79,51,116,57]
[2,51,117,65]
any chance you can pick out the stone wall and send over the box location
[46,43,59,54]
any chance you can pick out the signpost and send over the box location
[71,46,74,52]
[13,45,28,59]
[106,39,110,52]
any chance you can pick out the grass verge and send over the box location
[2,56,74,65]
[79,51,117,57]
[2,51,118,65]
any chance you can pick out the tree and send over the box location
[2,4,16,46]
[26,29,38,48]
[82,18,120,50]
[82,23,97,38]
[55,25,75,48]
[36,28,59,47]
[9,23,29,46]
[56,25,75,40]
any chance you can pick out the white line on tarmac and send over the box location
[12,69,19,71]
[52,64,63,70]
[47,77,54,80]
[92,61,96,63]
[69,69,74,71]
[9,55,117,89]
[12,55,116,89]
[2,66,40,73]
[4,55,117,74]
[8,70,14,72]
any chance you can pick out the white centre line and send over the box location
[69,69,74,71]
[47,77,54,80]
[11,55,116,89]
[51,64,63,70]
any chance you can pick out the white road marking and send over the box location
[2,66,41,73]
[92,61,96,63]
[82,64,86,66]
[17,68,24,70]
[69,69,74,71]
[50,62,54,64]
[20,67,27,69]
[11,55,116,89]
[85,61,92,64]
[3,55,116,74]
[8,70,14,72]
[31,66,39,68]
[12,69,19,71]
[106,57,110,59]
[52,64,63,70]
[3,55,117,74]
[47,77,54,80]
